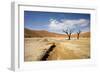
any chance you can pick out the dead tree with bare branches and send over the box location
[77,30,81,39]
[63,29,73,40]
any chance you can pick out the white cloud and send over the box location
[48,19,90,33]
[49,19,64,31]
[62,19,89,27]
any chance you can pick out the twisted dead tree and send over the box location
[77,29,81,39]
[63,29,73,40]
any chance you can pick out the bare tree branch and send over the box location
[63,29,68,35]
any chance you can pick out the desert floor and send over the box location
[24,38,90,61]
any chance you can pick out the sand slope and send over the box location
[24,38,90,61]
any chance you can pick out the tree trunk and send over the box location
[77,34,79,39]
[68,35,71,40]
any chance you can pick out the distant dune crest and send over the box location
[24,28,90,38]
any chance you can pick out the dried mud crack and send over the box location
[40,43,56,61]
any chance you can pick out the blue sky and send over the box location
[24,11,90,34]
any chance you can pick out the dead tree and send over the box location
[63,29,73,40]
[77,30,81,39]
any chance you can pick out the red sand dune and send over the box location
[24,28,90,38]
